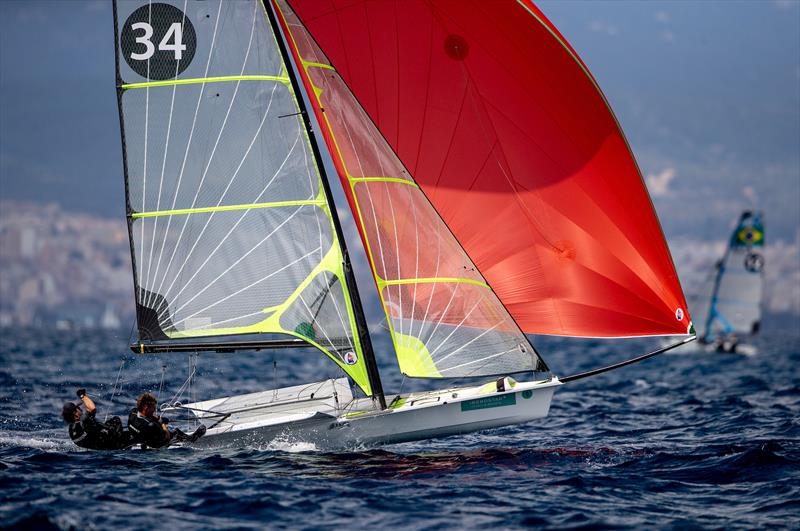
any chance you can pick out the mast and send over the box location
[262,0,386,409]
[704,251,728,340]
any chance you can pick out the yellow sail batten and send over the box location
[303,61,335,71]
[378,277,491,290]
[351,177,417,186]
[121,75,290,89]
[131,200,324,219]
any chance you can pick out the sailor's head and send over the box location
[136,392,158,416]
[61,402,81,423]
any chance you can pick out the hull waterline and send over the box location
[180,378,561,450]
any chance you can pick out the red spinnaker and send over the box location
[286,0,691,337]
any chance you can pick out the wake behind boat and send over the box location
[110,0,693,450]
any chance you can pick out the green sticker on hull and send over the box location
[460,393,516,412]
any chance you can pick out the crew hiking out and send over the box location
[127,392,206,449]
[62,389,131,450]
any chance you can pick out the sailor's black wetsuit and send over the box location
[68,410,131,450]
[127,409,170,448]
[127,409,205,448]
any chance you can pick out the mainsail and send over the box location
[285,0,692,338]
[113,0,377,396]
[273,0,548,379]
[699,211,764,340]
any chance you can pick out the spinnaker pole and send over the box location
[262,0,386,409]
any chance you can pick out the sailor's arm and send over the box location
[77,389,97,414]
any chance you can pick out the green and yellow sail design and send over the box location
[113,0,371,394]
[274,0,547,379]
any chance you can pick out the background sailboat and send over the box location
[112,0,693,449]
[690,211,764,355]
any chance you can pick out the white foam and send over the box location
[0,432,74,451]
[260,435,318,453]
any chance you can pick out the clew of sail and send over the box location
[702,211,764,340]
[273,0,548,379]
[113,0,374,395]
[285,0,692,339]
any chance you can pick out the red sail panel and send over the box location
[285,0,691,337]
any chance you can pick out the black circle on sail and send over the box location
[121,3,197,81]
[744,252,764,273]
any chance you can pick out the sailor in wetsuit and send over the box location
[62,389,131,450]
[127,392,205,449]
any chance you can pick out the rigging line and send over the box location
[166,362,197,407]
[157,84,287,305]
[169,245,321,327]
[308,274,336,320]
[427,296,485,360]
[560,336,697,383]
[144,0,188,304]
[434,320,502,366]
[165,204,309,320]
[144,0,223,305]
[157,363,167,400]
[105,357,127,422]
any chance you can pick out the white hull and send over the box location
[171,377,560,450]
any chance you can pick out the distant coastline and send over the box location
[1,200,798,329]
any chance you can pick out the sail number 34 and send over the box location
[129,22,186,61]
[120,3,197,81]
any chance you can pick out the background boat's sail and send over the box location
[285,0,691,339]
[113,0,374,395]
[702,211,764,340]
[273,0,548,379]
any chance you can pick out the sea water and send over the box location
[1,327,798,529]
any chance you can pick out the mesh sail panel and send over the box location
[280,271,359,364]
[276,0,546,378]
[115,0,370,394]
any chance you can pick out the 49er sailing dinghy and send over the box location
[113,0,694,449]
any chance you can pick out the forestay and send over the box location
[273,0,548,379]
[113,0,373,395]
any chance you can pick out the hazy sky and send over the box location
[1,0,798,243]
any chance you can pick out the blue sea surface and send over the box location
[1,327,799,529]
